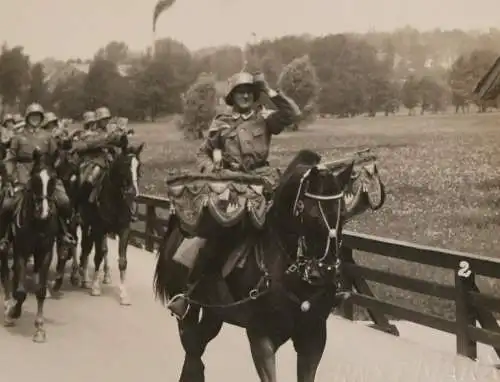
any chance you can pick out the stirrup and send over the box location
[166,293,190,320]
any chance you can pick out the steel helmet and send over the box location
[83,111,96,125]
[25,102,45,120]
[12,113,23,124]
[224,72,259,106]
[2,113,14,126]
[43,112,58,125]
[95,107,111,121]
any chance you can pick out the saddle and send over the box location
[166,170,274,239]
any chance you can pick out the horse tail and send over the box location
[153,214,187,305]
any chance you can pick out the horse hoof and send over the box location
[33,330,47,343]
[50,290,64,300]
[120,295,131,306]
[81,281,91,289]
[9,303,22,320]
[4,317,15,327]
[90,287,101,296]
[103,274,112,285]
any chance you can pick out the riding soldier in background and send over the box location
[71,106,127,206]
[12,113,25,133]
[0,103,75,252]
[0,114,15,159]
[167,71,301,318]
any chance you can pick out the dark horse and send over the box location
[50,139,81,295]
[2,149,59,342]
[154,150,355,382]
[78,140,143,305]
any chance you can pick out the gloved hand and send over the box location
[253,72,271,93]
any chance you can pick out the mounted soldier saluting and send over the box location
[0,103,75,252]
[166,71,300,318]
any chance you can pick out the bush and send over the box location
[179,73,217,140]
[277,54,320,130]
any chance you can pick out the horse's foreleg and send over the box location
[32,247,54,343]
[51,240,67,297]
[246,328,280,382]
[117,227,130,305]
[292,320,327,382]
[79,224,92,289]
[90,231,106,297]
[102,252,111,284]
[69,215,80,286]
[178,308,223,382]
[5,249,27,326]
[0,253,12,306]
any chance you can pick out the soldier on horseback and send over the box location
[1,114,15,158]
[167,71,300,318]
[0,103,75,252]
[71,106,128,205]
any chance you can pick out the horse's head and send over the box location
[272,150,353,286]
[109,141,144,211]
[29,148,57,221]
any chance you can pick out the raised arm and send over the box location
[263,90,301,135]
[253,72,301,135]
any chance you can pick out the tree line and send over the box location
[1,27,500,135]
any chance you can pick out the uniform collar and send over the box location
[232,110,254,120]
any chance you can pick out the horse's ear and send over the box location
[32,147,42,164]
[136,142,144,156]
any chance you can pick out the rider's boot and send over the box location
[166,239,208,319]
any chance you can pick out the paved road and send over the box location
[0,239,499,382]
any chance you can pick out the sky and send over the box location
[1,0,500,61]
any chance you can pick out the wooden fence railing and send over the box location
[130,194,500,361]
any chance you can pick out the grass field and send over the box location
[129,112,500,319]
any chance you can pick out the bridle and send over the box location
[288,164,345,286]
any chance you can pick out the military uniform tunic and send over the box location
[196,91,299,174]
[3,126,70,212]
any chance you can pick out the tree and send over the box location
[449,49,497,112]
[24,62,49,108]
[179,73,217,140]
[278,55,319,129]
[418,76,447,114]
[0,45,30,110]
[95,41,130,64]
[83,57,122,110]
[401,75,420,115]
[130,38,195,120]
[51,72,87,119]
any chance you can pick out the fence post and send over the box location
[338,246,354,320]
[455,259,477,359]
[145,204,157,252]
